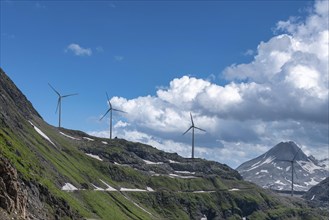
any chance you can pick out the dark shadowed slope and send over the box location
[303,177,329,209]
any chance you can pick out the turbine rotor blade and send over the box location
[194,126,206,132]
[48,83,61,96]
[100,109,111,121]
[190,112,194,125]
[112,108,126,113]
[62,93,78,98]
[105,92,113,108]
[183,126,193,135]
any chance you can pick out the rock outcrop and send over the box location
[0,156,27,218]
[0,155,82,220]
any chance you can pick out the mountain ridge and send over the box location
[237,141,329,191]
[1,68,328,219]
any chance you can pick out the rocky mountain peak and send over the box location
[266,141,309,161]
[237,141,329,191]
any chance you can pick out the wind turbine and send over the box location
[48,83,78,128]
[183,113,206,159]
[277,147,302,197]
[100,92,126,139]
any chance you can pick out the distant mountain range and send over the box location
[237,141,329,191]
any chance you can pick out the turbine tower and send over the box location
[277,147,302,197]
[100,92,126,139]
[48,83,78,128]
[183,113,206,159]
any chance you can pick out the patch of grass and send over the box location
[80,191,153,220]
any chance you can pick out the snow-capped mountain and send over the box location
[236,141,329,191]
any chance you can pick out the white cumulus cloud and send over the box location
[91,0,329,168]
[66,43,92,56]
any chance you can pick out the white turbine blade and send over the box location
[183,126,193,135]
[105,92,113,108]
[62,93,78,98]
[194,126,206,132]
[112,108,126,113]
[100,109,111,121]
[55,98,60,114]
[48,83,61,96]
[190,112,194,126]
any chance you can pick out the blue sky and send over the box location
[1,0,328,168]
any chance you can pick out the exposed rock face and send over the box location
[0,157,27,218]
[24,181,82,220]
[303,177,329,209]
[0,156,81,220]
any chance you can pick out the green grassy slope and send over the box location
[1,68,328,219]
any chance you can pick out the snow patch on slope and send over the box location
[275,180,286,186]
[245,156,276,172]
[99,179,117,191]
[92,184,105,191]
[85,153,103,161]
[304,178,319,186]
[169,173,197,179]
[62,183,78,191]
[142,159,163,165]
[297,161,324,174]
[146,187,154,192]
[175,171,195,175]
[59,132,80,140]
[228,188,240,191]
[83,137,95,141]
[120,187,147,192]
[28,121,56,147]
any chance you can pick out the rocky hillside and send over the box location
[303,177,329,209]
[237,141,329,191]
[1,67,328,219]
